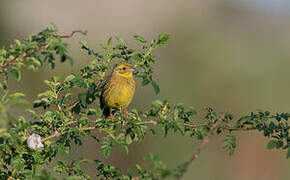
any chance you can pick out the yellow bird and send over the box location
[100,62,136,117]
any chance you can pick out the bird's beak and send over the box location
[130,68,135,72]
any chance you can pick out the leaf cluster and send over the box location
[1,26,290,180]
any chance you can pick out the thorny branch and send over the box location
[176,113,225,180]
[58,30,88,38]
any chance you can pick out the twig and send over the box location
[42,126,98,142]
[222,126,257,131]
[136,120,159,125]
[0,30,88,71]
[0,55,24,71]
[136,120,209,129]
[59,30,88,38]
[178,122,209,129]
[176,114,225,180]
[65,101,79,111]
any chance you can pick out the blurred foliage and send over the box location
[0,26,290,180]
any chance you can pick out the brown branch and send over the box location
[136,120,159,125]
[0,59,16,71]
[65,101,79,111]
[0,54,29,71]
[42,125,98,142]
[0,45,45,71]
[176,114,225,180]
[136,120,209,129]
[59,30,88,38]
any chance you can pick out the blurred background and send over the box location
[1,0,290,179]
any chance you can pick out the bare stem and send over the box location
[59,30,88,38]
[43,126,98,142]
[42,133,59,142]
[176,114,225,180]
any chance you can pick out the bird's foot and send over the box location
[106,108,114,120]
[123,109,129,119]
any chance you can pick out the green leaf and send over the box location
[78,93,87,107]
[27,57,41,66]
[52,76,60,82]
[141,78,150,86]
[80,40,89,49]
[133,35,147,43]
[107,37,112,47]
[11,68,21,81]
[59,145,70,155]
[276,140,283,149]
[64,74,75,82]
[287,148,290,159]
[14,39,21,46]
[136,164,142,172]
[125,135,132,145]
[157,33,170,45]
[267,140,277,149]
[120,145,129,154]
[38,90,55,98]
[151,80,160,94]
[72,103,81,114]
[116,36,124,44]
[9,92,25,98]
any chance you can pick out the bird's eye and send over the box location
[122,67,126,70]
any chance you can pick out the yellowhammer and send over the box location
[100,62,136,117]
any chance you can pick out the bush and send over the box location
[0,25,289,180]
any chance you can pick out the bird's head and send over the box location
[113,62,135,79]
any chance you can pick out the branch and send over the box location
[59,30,88,38]
[0,30,88,71]
[136,120,209,128]
[176,114,225,180]
[42,125,99,142]
[0,46,42,71]
[0,55,25,71]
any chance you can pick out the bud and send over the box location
[27,133,44,150]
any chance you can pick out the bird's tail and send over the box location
[102,107,111,118]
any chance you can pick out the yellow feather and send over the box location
[100,62,136,115]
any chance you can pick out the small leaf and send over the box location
[267,140,277,149]
[151,80,160,94]
[287,148,290,159]
[9,92,25,98]
[52,76,60,82]
[38,90,54,98]
[134,35,147,43]
[28,57,41,66]
[78,93,87,107]
[11,68,21,81]
[64,74,75,82]
[72,103,81,114]
[157,33,170,45]
[125,135,132,145]
[14,39,21,46]
[116,36,124,44]
[122,145,129,154]
[141,78,150,86]
[136,164,142,172]
[80,40,88,49]
[107,37,112,47]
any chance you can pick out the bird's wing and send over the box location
[99,74,112,110]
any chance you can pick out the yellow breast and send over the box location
[102,75,136,110]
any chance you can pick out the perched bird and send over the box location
[100,62,136,117]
